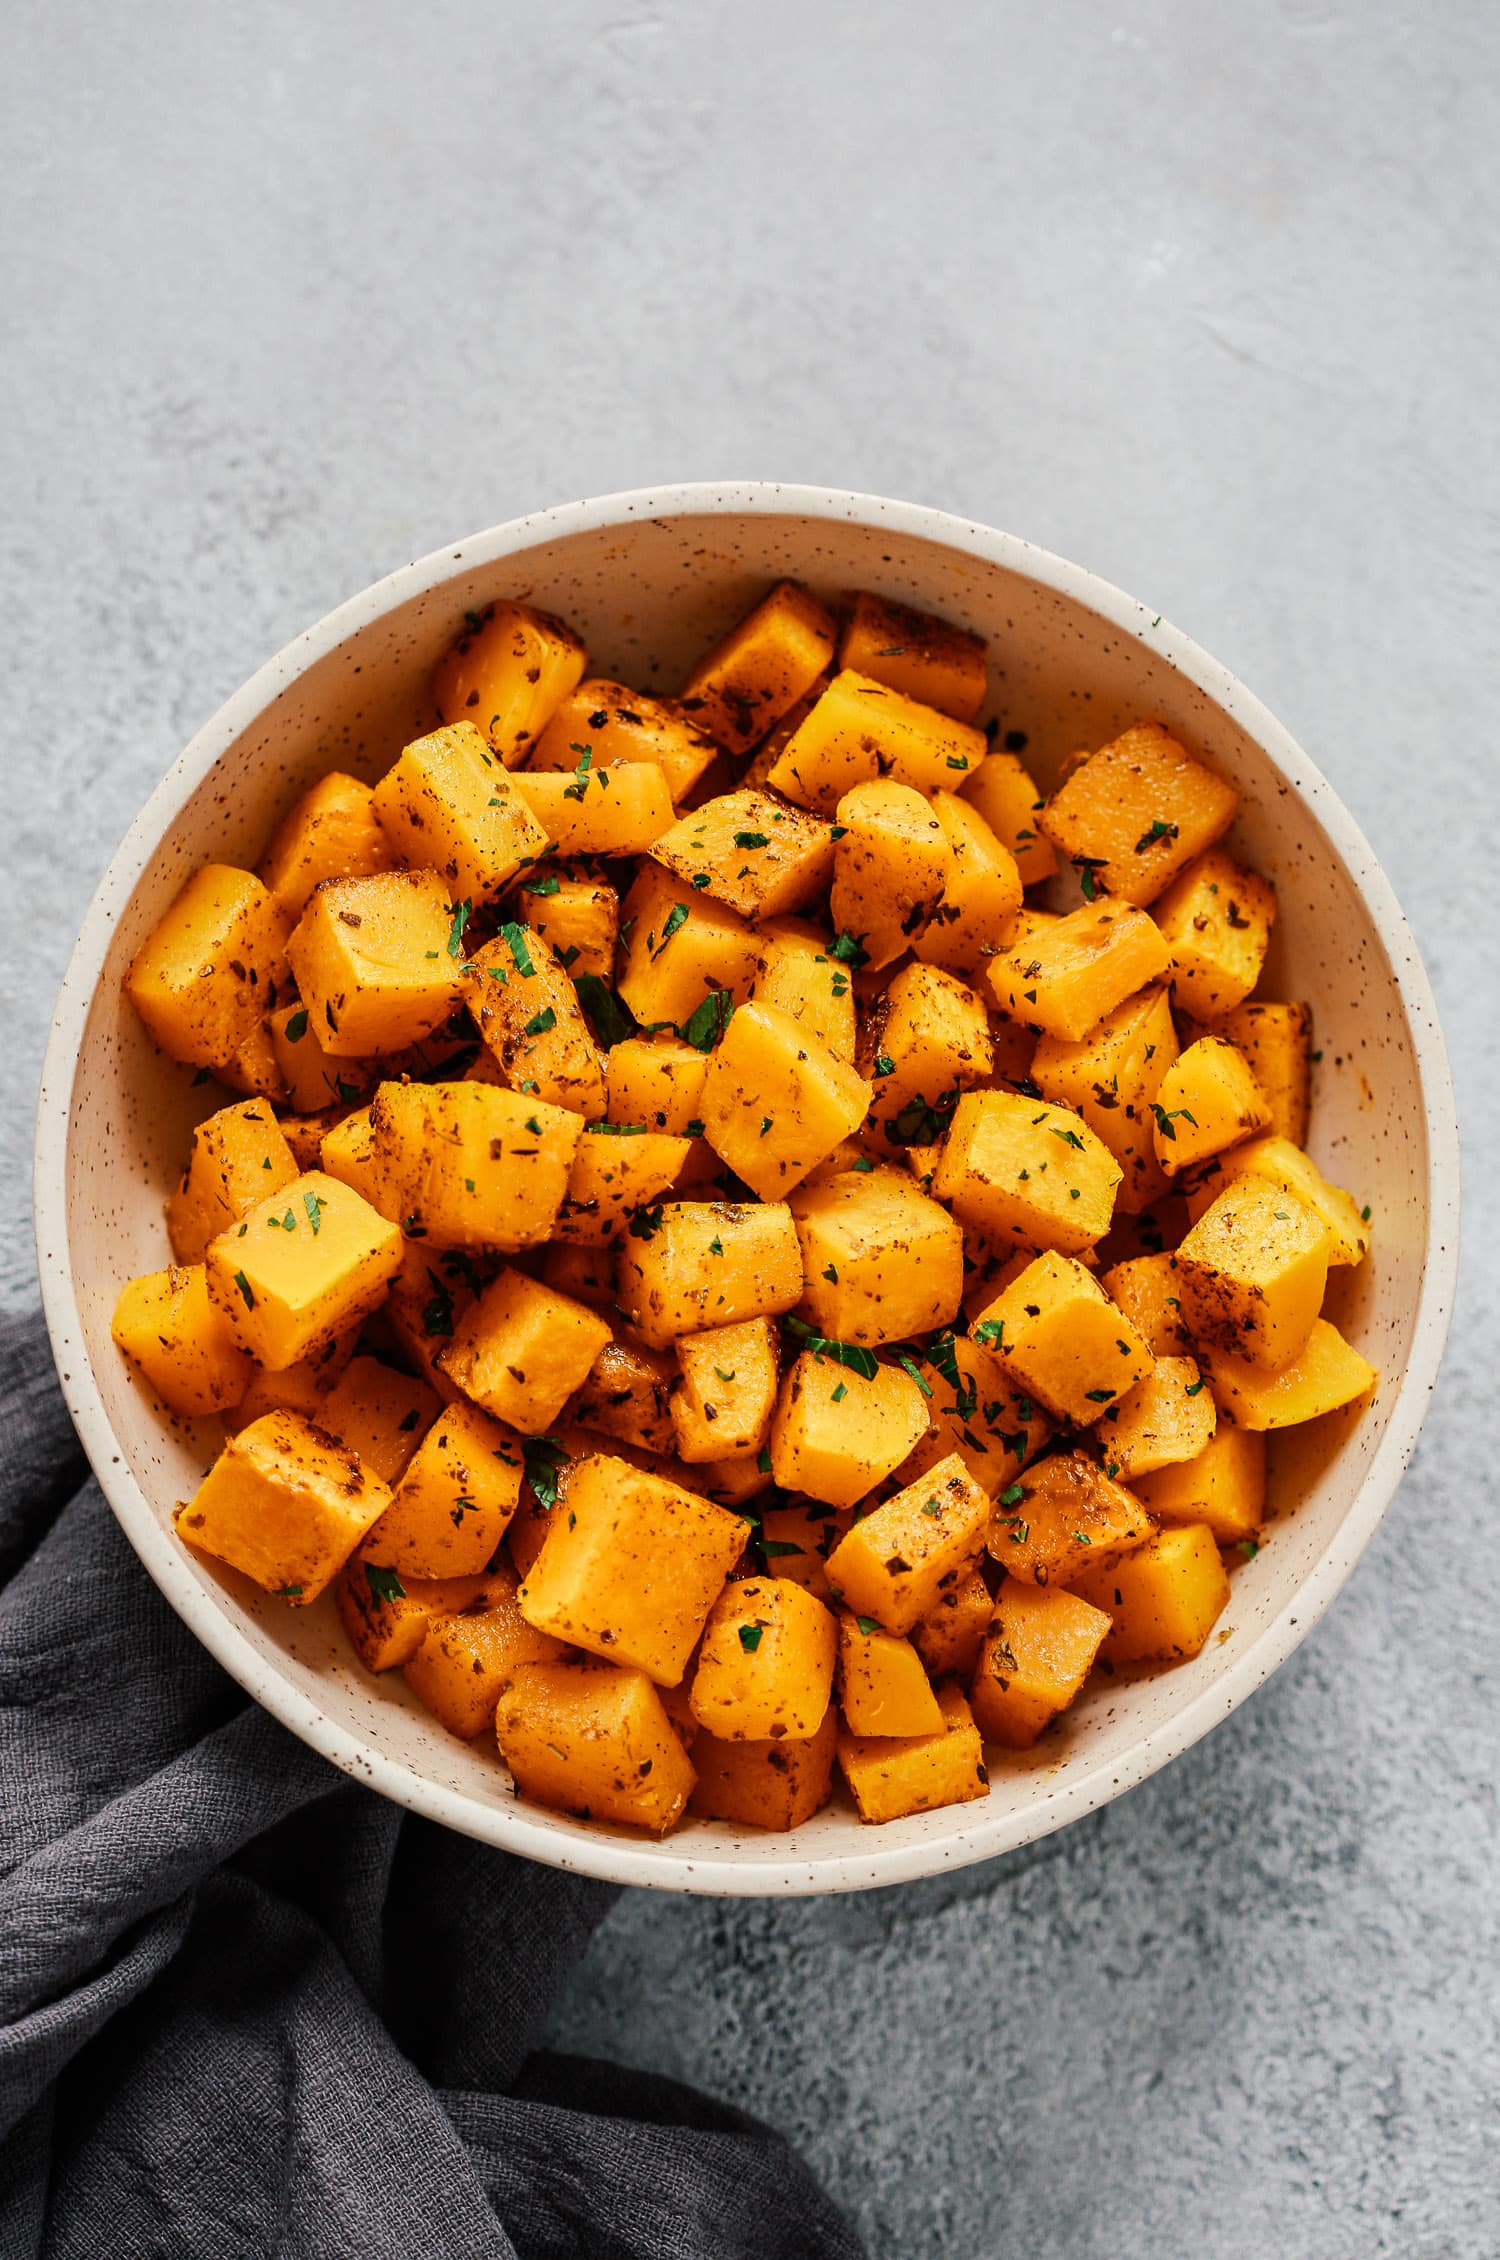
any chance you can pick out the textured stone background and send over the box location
[4,2,1496,2253]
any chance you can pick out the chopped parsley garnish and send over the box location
[522,1435,569,1509]
[783,1316,878,1379]
[285,1007,309,1042]
[679,988,734,1052]
[447,899,472,957]
[828,929,869,968]
[652,902,690,957]
[733,830,770,849]
[522,1005,558,1036]
[738,1624,764,1653]
[303,1190,326,1236]
[364,1563,405,1603]
[574,973,633,1048]
[233,1270,255,1308]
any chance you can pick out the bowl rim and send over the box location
[34,480,1462,1896]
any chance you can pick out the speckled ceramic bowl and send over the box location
[35,484,1459,1895]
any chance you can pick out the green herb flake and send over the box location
[738,1624,764,1653]
[285,1007,309,1042]
[303,1190,326,1235]
[523,1005,558,1036]
[233,1270,255,1309]
[364,1563,405,1603]
[446,899,472,957]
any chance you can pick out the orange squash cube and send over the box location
[748,918,857,1063]
[1184,1135,1370,1267]
[318,1354,440,1481]
[1072,1522,1230,1663]
[911,792,1023,976]
[837,1681,989,1823]
[112,1262,254,1418]
[789,1167,964,1346]
[688,1706,839,1829]
[615,862,760,1029]
[517,1452,747,1683]
[1153,848,1276,1018]
[205,1170,402,1370]
[680,579,837,749]
[859,961,994,1143]
[970,1582,1112,1748]
[958,748,1058,886]
[404,1581,567,1742]
[837,590,988,722]
[838,1613,944,1738]
[769,1351,930,1511]
[464,926,607,1119]
[510,760,675,857]
[1199,1001,1312,1146]
[1032,985,1179,1215]
[359,1397,523,1578]
[1098,1253,1192,1357]
[911,1567,995,1682]
[371,721,549,905]
[570,1334,679,1457]
[1037,721,1240,905]
[988,897,1170,1044]
[1200,1317,1377,1430]
[440,1267,611,1433]
[336,1561,493,1672]
[824,1452,990,1633]
[496,1658,698,1832]
[1135,1423,1266,1545]
[511,868,619,984]
[258,770,396,923]
[1098,1355,1217,1480]
[970,1251,1154,1426]
[529,677,720,802]
[166,1100,299,1264]
[286,869,464,1057]
[617,1198,804,1348]
[433,599,587,767]
[988,1447,1154,1588]
[367,1080,582,1250]
[175,1408,390,1603]
[1152,1037,1273,1175]
[649,788,836,921]
[894,1332,1055,1498]
[553,1126,694,1247]
[830,779,956,970]
[769,670,988,811]
[1176,1178,1330,1369]
[758,1498,849,1602]
[604,1033,711,1133]
[671,1318,779,1462]
[690,1577,837,1741]
[932,1091,1121,1257]
[699,1000,870,1200]
[125,864,291,1073]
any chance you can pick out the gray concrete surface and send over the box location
[4,2,1496,2252]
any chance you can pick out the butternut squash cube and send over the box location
[911,1566,995,1682]
[540,1242,615,1310]
[769,1352,930,1511]
[1032,985,1178,1215]
[988,897,1170,1044]
[440,1267,612,1433]
[1098,1355,1217,1480]
[749,918,857,1063]
[971,1582,1112,1748]
[510,759,675,857]
[617,1199,803,1348]
[932,1090,1121,1256]
[530,677,720,802]
[318,1354,440,1481]
[218,1018,289,1105]
[570,1334,679,1457]
[175,1408,390,1603]
[616,862,760,1028]
[988,1446,1154,1588]
[759,1498,849,1602]
[259,771,396,924]
[690,1577,837,1741]
[1176,1178,1330,1369]
[125,864,291,1073]
[1201,1001,1311,1146]
[433,599,587,767]
[1135,1423,1265,1545]
[336,1561,493,1673]
[671,1318,780,1462]
[699,1000,871,1199]
[285,869,463,1057]
[1184,1135,1370,1266]
[383,1240,485,1393]
[263,1002,367,1115]
[837,590,988,722]
[277,1107,348,1172]
[838,1613,944,1738]
[112,1262,253,1418]
[368,1079,582,1250]
[1098,1253,1191,1357]
[371,721,549,905]
[204,1170,402,1370]
[517,1452,747,1683]
[680,579,837,749]
[317,1103,390,1214]
[830,779,956,970]
[824,1452,990,1633]
[219,1326,358,1432]
[970,1251,1154,1426]
[359,1397,522,1578]
[553,1125,693,1247]
[959,748,1058,886]
[789,1168,963,1345]
[406,1568,571,1738]
[911,792,1023,975]
[895,1332,1055,1498]
[464,926,607,1118]
[166,1100,298,1265]
[1153,848,1276,1018]
[1072,1522,1230,1663]
[605,1032,711,1133]
[688,1707,838,1829]
[1152,1036,1273,1174]
[650,788,836,921]
[860,961,994,1144]
[768,669,988,812]
[511,867,618,984]
[497,1658,699,1832]
[1201,1318,1378,1430]
[1037,721,1240,905]
[838,1681,988,1823]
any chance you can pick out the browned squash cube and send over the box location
[1098,1253,1192,1357]
[769,1352,931,1511]
[259,771,397,923]
[1153,848,1276,1019]
[988,1447,1154,1588]
[932,1091,1121,1257]
[125,864,291,1074]
[510,761,676,857]
[604,1032,713,1134]
[688,1707,839,1830]
[166,1100,299,1265]
[837,591,988,721]
[1135,1423,1265,1545]
[988,898,1170,1044]
[336,1561,493,1672]
[570,1334,680,1457]
[617,1199,804,1349]
[529,677,720,802]
[1098,1356,1217,1481]
[1037,721,1239,905]
[859,961,994,1144]
[894,1331,1055,1499]
[554,1127,693,1247]
[970,1582,1112,1748]
[517,1451,747,1683]
[359,1397,523,1578]
[1176,1177,1330,1369]
[830,780,957,970]
[758,1497,849,1602]
[968,1251,1154,1426]
[680,579,838,748]
[1072,1523,1230,1663]
[112,1263,254,1418]
[440,1267,612,1433]
[838,1682,989,1823]
[959,748,1058,886]
[175,1408,391,1604]
[433,599,587,767]
[496,1658,699,1832]
[911,793,1023,976]
[911,1567,995,1681]
[824,1452,990,1633]
[405,1567,570,1737]
[649,788,836,921]
[286,869,464,1057]
[671,1317,780,1462]
[372,721,550,904]
[368,1079,583,1250]
[690,1576,837,1741]
[768,670,988,811]
[1032,985,1179,1216]
[512,867,619,985]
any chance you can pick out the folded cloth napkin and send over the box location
[0,1310,864,2259]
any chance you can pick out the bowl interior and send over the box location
[41,492,1445,1892]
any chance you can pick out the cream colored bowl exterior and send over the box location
[35,485,1459,1896]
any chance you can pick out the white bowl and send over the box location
[35,483,1460,1896]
